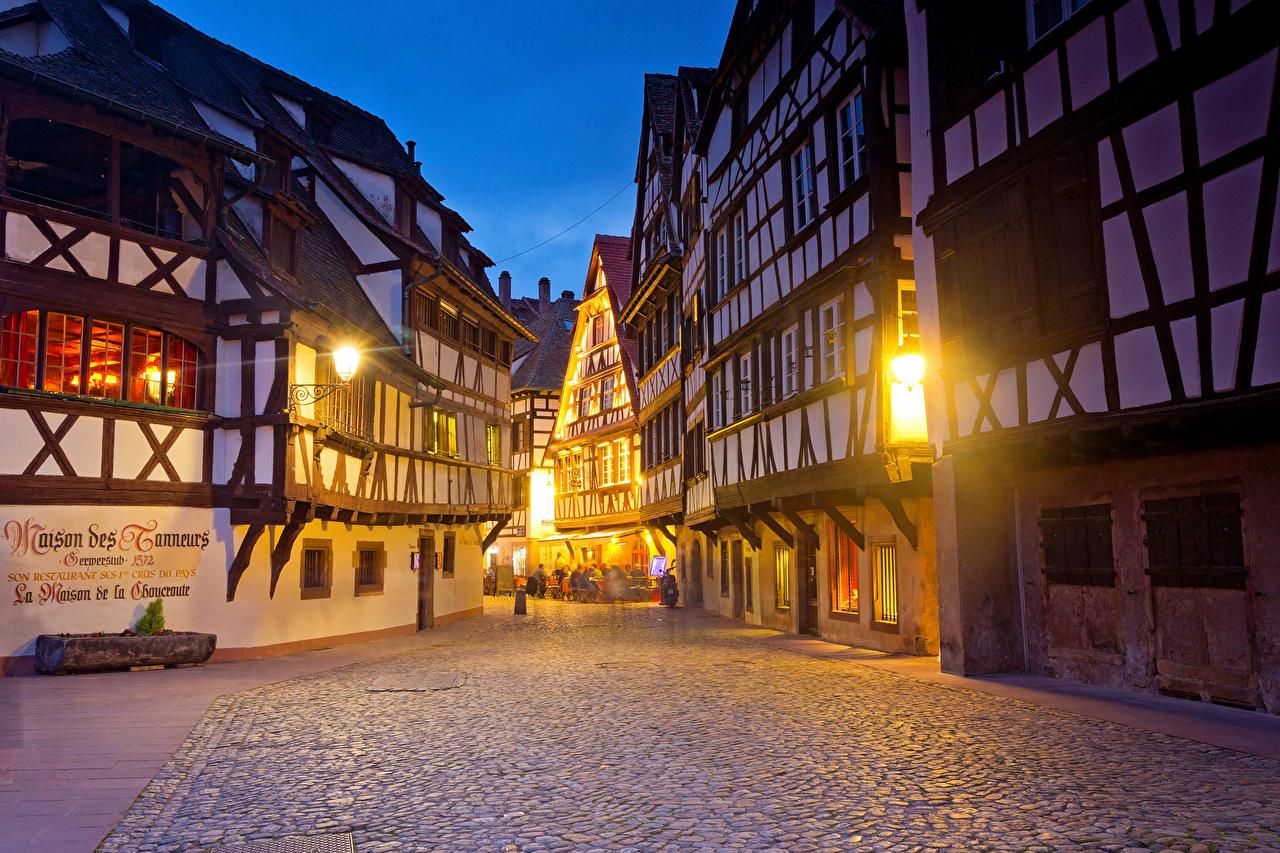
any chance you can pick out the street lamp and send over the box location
[890,346,925,390]
[287,345,361,412]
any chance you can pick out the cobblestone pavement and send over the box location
[102,601,1280,852]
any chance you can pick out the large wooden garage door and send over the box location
[1143,494,1259,709]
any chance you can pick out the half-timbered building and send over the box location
[0,0,531,672]
[621,74,683,572]
[676,0,936,655]
[491,274,579,575]
[906,0,1280,711]
[546,235,648,571]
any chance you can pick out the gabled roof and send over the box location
[583,234,640,399]
[676,66,716,143]
[510,293,579,392]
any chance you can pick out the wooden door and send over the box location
[797,529,819,635]
[731,539,745,619]
[417,533,435,631]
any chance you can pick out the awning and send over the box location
[539,534,573,542]
[572,527,644,541]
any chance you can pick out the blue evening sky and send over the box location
[157,0,735,300]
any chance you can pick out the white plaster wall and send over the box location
[333,156,397,225]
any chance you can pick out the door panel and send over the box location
[731,539,745,619]
[417,534,435,631]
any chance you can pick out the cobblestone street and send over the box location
[101,601,1280,852]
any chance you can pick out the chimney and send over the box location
[498,270,512,309]
[538,276,551,311]
[561,290,574,301]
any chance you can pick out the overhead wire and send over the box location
[493,180,633,264]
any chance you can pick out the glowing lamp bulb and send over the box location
[332,346,360,382]
[891,352,926,388]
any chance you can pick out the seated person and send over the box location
[568,567,584,591]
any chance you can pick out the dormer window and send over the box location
[269,216,298,276]
[306,110,333,145]
[262,141,291,193]
[130,17,165,62]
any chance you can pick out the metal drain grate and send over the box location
[216,833,354,853]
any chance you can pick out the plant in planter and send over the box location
[35,599,217,675]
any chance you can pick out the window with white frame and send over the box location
[781,324,800,398]
[615,438,631,482]
[599,441,614,485]
[737,351,753,419]
[791,140,817,231]
[710,368,724,428]
[1028,0,1094,44]
[837,93,867,190]
[577,384,593,419]
[715,226,729,303]
[819,297,846,382]
[733,210,747,286]
[601,374,615,410]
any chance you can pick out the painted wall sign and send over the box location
[4,514,211,608]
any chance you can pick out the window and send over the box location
[600,442,614,485]
[440,302,460,341]
[775,545,792,609]
[836,93,867,190]
[828,519,859,614]
[512,474,527,506]
[1144,494,1246,589]
[733,210,747,285]
[710,369,724,429]
[486,423,501,465]
[0,310,38,389]
[759,335,776,408]
[43,312,83,395]
[482,328,497,360]
[615,438,631,483]
[429,410,458,457]
[1029,0,1094,44]
[577,384,593,419]
[897,281,919,346]
[463,319,480,352]
[780,325,799,398]
[731,92,747,141]
[819,297,846,382]
[720,542,730,597]
[412,292,439,331]
[1,310,200,408]
[512,416,528,452]
[300,542,332,599]
[792,0,814,60]
[791,140,817,231]
[315,355,365,436]
[590,314,606,347]
[270,217,298,275]
[1040,504,1115,586]
[85,320,123,401]
[871,543,899,625]
[441,532,456,578]
[499,340,512,367]
[715,226,729,304]
[354,543,384,595]
[737,352,753,418]
[601,375,615,410]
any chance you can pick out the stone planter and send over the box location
[34,632,217,674]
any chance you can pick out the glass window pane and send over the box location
[44,312,84,394]
[0,310,39,389]
[86,320,124,400]
[129,327,165,404]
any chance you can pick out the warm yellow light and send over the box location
[332,346,360,382]
[891,352,926,388]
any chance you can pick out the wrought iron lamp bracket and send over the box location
[286,383,348,413]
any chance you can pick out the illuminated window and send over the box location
[486,423,501,465]
[872,543,898,624]
[615,438,630,482]
[128,326,164,404]
[0,310,38,389]
[828,519,859,614]
[775,544,792,609]
[315,354,365,436]
[897,280,919,346]
[44,312,83,394]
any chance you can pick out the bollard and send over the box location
[514,587,527,615]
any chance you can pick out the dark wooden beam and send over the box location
[751,507,794,549]
[269,510,309,598]
[879,495,918,550]
[781,509,816,541]
[481,515,510,552]
[226,523,265,602]
[723,511,761,551]
[650,524,678,547]
[821,503,865,551]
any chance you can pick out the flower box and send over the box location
[34,632,217,674]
